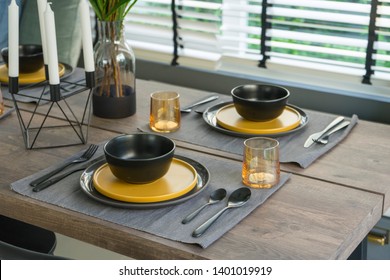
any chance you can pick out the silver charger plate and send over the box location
[203,102,309,138]
[80,155,210,209]
[60,63,75,81]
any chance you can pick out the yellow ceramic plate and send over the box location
[216,104,301,134]
[93,158,198,203]
[0,63,65,85]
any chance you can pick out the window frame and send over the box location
[124,0,390,117]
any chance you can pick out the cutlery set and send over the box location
[32,155,105,192]
[313,120,350,145]
[182,187,251,238]
[30,144,99,192]
[182,188,227,224]
[304,116,349,148]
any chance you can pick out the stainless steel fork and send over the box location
[313,121,351,145]
[32,155,104,192]
[29,144,99,187]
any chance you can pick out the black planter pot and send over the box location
[92,85,136,119]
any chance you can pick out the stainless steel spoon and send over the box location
[192,187,251,237]
[182,188,227,224]
[181,95,219,113]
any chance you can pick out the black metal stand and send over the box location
[9,71,95,149]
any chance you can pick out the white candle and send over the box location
[79,0,95,72]
[44,3,59,85]
[37,0,48,65]
[8,0,19,77]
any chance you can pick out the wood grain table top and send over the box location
[0,79,389,259]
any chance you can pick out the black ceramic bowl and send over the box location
[231,84,290,122]
[1,44,44,73]
[104,133,176,184]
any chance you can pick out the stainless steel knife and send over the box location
[314,120,351,145]
[304,116,345,148]
[180,95,219,113]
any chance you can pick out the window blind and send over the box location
[124,0,390,85]
[124,0,174,64]
[125,0,222,68]
[222,0,371,76]
[370,0,390,82]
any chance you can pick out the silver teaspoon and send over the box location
[182,188,227,224]
[192,187,251,237]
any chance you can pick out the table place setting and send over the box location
[139,83,358,168]
[10,136,291,248]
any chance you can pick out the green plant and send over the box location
[89,0,138,21]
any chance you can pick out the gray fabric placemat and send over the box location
[140,105,358,168]
[278,113,358,167]
[1,67,86,104]
[10,146,290,248]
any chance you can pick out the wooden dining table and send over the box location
[0,78,389,259]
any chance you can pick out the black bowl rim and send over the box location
[231,83,290,103]
[104,133,176,163]
[1,44,44,58]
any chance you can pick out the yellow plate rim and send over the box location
[0,63,65,84]
[92,158,198,203]
[216,104,301,134]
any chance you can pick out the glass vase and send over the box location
[93,20,136,118]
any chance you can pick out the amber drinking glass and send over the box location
[150,91,181,133]
[242,137,280,188]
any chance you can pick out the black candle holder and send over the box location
[9,71,95,149]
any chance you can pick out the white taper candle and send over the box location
[8,0,19,77]
[44,3,59,85]
[37,0,48,65]
[79,0,95,72]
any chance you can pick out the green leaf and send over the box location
[89,0,139,21]
[88,0,103,20]
[123,0,138,19]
